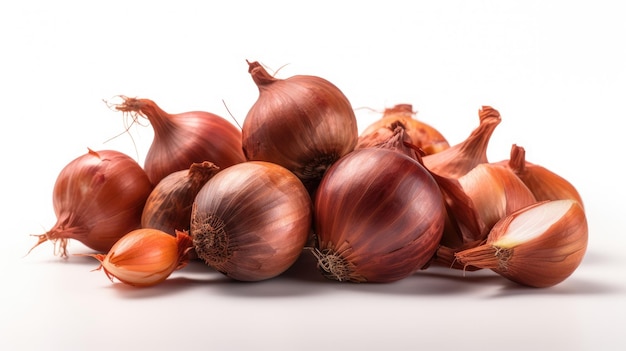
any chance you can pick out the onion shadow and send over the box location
[488,276,625,298]
[204,253,331,298]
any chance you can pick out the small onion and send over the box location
[141,161,220,235]
[313,148,446,283]
[358,104,450,155]
[191,161,312,281]
[30,149,153,257]
[86,229,193,287]
[242,61,358,194]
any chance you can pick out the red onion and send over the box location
[30,149,153,257]
[141,161,220,235]
[114,96,245,185]
[242,61,358,194]
[313,148,446,283]
[191,161,312,281]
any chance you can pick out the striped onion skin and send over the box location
[313,148,446,283]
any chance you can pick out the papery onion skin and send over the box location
[141,161,220,235]
[362,121,423,161]
[191,161,312,281]
[423,106,501,179]
[87,229,193,287]
[242,61,358,194]
[455,200,588,288]
[417,106,501,263]
[30,149,153,257]
[358,104,449,155]
[314,148,446,283]
[115,97,245,185]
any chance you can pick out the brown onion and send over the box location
[358,104,450,155]
[114,96,245,185]
[495,144,584,208]
[141,161,220,235]
[313,148,446,283]
[30,149,153,257]
[242,61,358,194]
[190,161,312,281]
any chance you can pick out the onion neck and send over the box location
[247,60,278,87]
[507,144,526,174]
[174,230,194,270]
[455,106,501,165]
[134,99,179,141]
[188,161,220,188]
[116,97,178,141]
[423,106,501,178]
[454,244,511,271]
[432,242,484,271]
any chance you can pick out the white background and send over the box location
[1,1,625,350]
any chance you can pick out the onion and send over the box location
[495,144,584,208]
[114,96,246,185]
[357,104,450,155]
[141,161,220,235]
[30,149,153,257]
[455,200,588,288]
[356,120,421,159]
[313,148,446,283]
[86,229,193,287]
[242,61,358,194]
[190,161,312,281]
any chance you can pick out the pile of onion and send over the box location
[28,61,588,290]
